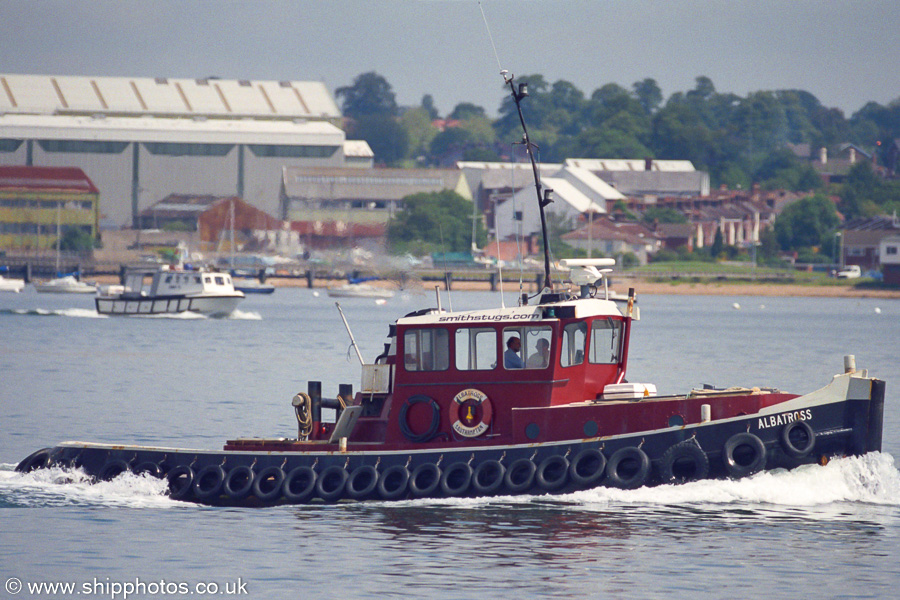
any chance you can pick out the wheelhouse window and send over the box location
[455,327,497,371]
[560,322,587,367]
[503,326,552,370]
[403,328,449,372]
[589,318,623,364]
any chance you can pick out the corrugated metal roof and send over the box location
[282,166,469,202]
[565,158,696,172]
[0,113,344,145]
[0,165,99,194]
[0,74,340,120]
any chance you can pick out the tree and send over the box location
[632,78,663,115]
[448,103,486,120]
[335,72,397,118]
[773,194,839,251]
[421,94,439,120]
[399,107,439,163]
[643,207,687,224]
[752,148,822,191]
[386,190,485,252]
[709,227,725,258]
[348,115,408,166]
[58,227,95,253]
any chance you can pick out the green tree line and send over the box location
[337,71,899,196]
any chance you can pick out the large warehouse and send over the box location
[0,74,371,227]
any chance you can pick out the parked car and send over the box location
[836,265,862,279]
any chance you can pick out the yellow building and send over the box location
[0,166,99,250]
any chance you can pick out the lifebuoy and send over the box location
[659,441,709,484]
[315,465,348,502]
[16,448,52,473]
[377,465,410,500]
[166,465,195,500]
[252,466,286,502]
[781,420,815,458]
[134,462,163,478]
[504,458,536,493]
[569,449,607,488]
[98,459,130,481]
[536,455,570,491]
[399,395,441,443]
[449,389,493,438]
[282,466,317,503]
[224,466,255,500]
[472,460,506,495]
[723,432,767,478]
[409,463,442,498]
[193,464,226,499]
[346,465,379,500]
[605,447,651,489]
[440,462,473,497]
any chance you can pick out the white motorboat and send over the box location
[0,274,26,293]
[326,283,395,299]
[95,266,244,317]
[33,275,97,294]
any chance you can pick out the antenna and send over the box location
[480,3,553,295]
[479,2,504,72]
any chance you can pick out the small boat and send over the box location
[233,278,275,295]
[95,265,244,317]
[0,270,25,293]
[15,70,887,506]
[33,274,97,294]
[326,283,395,299]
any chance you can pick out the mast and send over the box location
[503,71,553,293]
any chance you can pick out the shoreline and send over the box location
[85,273,900,299]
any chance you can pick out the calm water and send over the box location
[1,287,899,599]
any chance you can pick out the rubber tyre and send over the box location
[440,462,473,497]
[346,465,379,500]
[569,449,607,488]
[166,465,195,500]
[536,455,570,491]
[282,466,317,503]
[98,459,131,481]
[409,463,442,498]
[781,421,815,458]
[659,441,709,484]
[472,460,506,496]
[193,464,226,500]
[315,465,349,502]
[377,465,411,500]
[605,447,651,489]
[16,448,52,473]
[223,466,255,500]
[252,466,286,502]
[504,458,537,494]
[133,462,163,478]
[723,432,767,478]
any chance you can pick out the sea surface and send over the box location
[1,287,899,600]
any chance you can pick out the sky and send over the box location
[1,0,898,118]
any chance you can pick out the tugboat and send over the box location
[16,72,886,505]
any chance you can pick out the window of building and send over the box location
[38,140,129,154]
[589,318,623,364]
[248,144,339,158]
[455,327,497,371]
[404,328,449,372]
[143,142,233,157]
[886,246,898,256]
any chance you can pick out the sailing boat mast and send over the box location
[502,71,553,293]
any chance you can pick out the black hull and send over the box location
[17,381,885,506]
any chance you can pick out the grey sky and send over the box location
[2,0,897,117]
